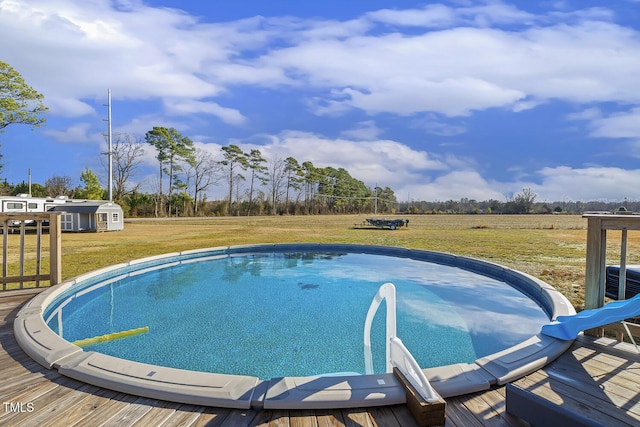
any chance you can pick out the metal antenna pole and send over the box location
[107,89,113,202]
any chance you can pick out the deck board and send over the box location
[190,407,234,427]
[314,409,347,427]
[127,399,182,426]
[4,288,637,427]
[289,409,319,427]
[69,392,141,427]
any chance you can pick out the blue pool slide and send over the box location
[541,294,640,340]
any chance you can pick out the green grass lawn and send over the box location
[6,214,640,310]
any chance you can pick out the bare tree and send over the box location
[45,175,74,197]
[102,133,145,201]
[187,148,221,214]
[266,156,285,214]
[148,175,163,218]
[234,173,245,215]
[514,187,537,213]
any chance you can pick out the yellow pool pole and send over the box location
[72,326,149,348]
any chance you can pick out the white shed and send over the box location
[50,201,124,232]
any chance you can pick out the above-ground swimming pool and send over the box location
[15,243,576,410]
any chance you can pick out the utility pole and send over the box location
[374,183,378,215]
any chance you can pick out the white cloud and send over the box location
[46,97,96,118]
[395,165,640,203]
[566,107,602,121]
[42,122,100,144]
[333,77,525,117]
[512,98,545,113]
[164,99,247,125]
[366,4,457,28]
[4,1,640,121]
[340,120,382,140]
[367,2,537,29]
[401,170,505,201]
[0,0,234,108]
[411,115,467,136]
[456,2,538,26]
[264,131,447,183]
[589,108,640,139]
[256,17,640,118]
[534,166,640,201]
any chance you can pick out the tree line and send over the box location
[0,128,399,217]
[141,128,398,216]
[401,190,640,215]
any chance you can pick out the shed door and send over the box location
[97,213,108,231]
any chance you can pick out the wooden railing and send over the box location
[1,212,62,290]
[584,212,640,309]
[583,212,640,340]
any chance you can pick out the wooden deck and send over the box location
[1,288,636,427]
[509,333,640,426]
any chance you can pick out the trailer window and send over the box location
[7,202,24,209]
[28,203,38,209]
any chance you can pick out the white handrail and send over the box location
[389,336,440,402]
[363,282,396,374]
[363,282,440,402]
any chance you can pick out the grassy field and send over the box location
[6,214,640,310]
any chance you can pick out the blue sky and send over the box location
[1,0,640,203]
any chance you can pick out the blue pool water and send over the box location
[45,251,549,380]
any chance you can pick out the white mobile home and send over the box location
[0,194,67,214]
[0,195,124,232]
[0,194,68,225]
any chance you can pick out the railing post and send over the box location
[2,218,7,290]
[49,212,62,286]
[19,221,26,288]
[36,219,42,287]
[584,216,606,310]
[619,228,628,300]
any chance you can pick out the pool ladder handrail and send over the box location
[363,282,440,403]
